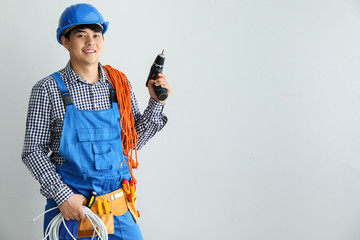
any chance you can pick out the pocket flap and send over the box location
[92,143,111,154]
[77,128,120,142]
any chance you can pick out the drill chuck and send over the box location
[146,50,168,101]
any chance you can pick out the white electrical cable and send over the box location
[33,206,108,240]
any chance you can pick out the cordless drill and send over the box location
[146,50,168,101]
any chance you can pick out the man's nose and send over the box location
[86,37,95,45]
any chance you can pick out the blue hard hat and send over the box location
[56,3,109,45]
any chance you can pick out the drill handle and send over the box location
[147,66,168,101]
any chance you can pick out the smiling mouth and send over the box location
[83,49,96,53]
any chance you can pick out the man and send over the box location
[22,3,170,240]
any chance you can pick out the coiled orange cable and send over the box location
[103,65,139,183]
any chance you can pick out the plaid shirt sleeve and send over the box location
[129,81,168,150]
[21,79,73,206]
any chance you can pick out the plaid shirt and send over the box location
[22,62,167,205]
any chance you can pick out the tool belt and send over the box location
[77,188,139,238]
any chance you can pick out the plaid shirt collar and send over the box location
[63,61,109,85]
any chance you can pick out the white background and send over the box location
[1,0,360,239]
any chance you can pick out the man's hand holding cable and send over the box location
[59,194,87,221]
[147,73,171,103]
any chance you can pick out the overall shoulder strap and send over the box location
[109,88,118,103]
[104,68,118,103]
[51,72,73,107]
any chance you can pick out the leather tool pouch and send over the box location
[77,188,139,238]
[77,213,114,237]
[127,201,138,222]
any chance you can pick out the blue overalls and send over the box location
[43,72,143,240]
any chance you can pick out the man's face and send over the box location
[61,28,104,66]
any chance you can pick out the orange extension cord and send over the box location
[103,65,139,183]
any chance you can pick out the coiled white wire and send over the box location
[33,206,108,240]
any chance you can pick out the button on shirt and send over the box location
[22,62,168,205]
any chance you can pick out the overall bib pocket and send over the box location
[93,143,115,170]
[77,127,122,171]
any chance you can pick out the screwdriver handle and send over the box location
[122,179,130,194]
[86,191,97,208]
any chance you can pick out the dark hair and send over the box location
[63,24,103,40]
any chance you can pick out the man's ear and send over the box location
[61,35,69,50]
